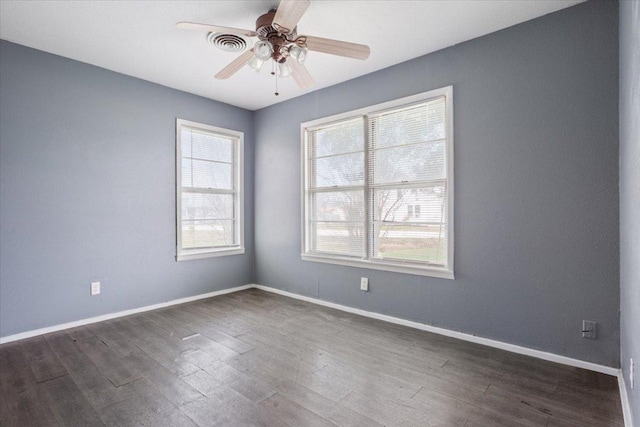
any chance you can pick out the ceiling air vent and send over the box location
[207,32,247,52]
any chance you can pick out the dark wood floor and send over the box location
[0,289,624,426]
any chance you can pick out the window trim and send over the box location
[176,118,245,261]
[300,86,454,279]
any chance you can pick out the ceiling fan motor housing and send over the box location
[255,11,278,38]
[255,11,297,63]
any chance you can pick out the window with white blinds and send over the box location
[302,87,454,278]
[176,119,244,261]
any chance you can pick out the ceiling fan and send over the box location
[176,0,370,93]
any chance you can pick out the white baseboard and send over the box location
[619,371,635,427]
[0,282,620,379]
[252,284,620,377]
[0,284,253,345]
[1,282,629,424]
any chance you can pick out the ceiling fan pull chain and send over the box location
[275,67,280,96]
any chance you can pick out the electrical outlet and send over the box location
[90,281,101,295]
[631,358,635,389]
[360,277,369,291]
[581,320,596,339]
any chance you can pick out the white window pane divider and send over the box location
[369,180,447,190]
[308,185,365,192]
[183,157,234,165]
[182,187,236,195]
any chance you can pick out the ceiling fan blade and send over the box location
[215,49,255,80]
[303,35,370,60]
[273,0,310,33]
[176,22,257,38]
[289,60,315,90]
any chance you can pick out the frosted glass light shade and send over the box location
[248,56,264,72]
[289,46,308,64]
[254,40,273,60]
[277,61,292,78]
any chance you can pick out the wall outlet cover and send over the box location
[91,281,101,295]
[360,277,369,291]
[581,320,596,339]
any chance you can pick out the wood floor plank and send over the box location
[276,379,384,427]
[224,351,303,391]
[20,335,68,383]
[44,331,134,410]
[236,330,330,373]
[156,305,255,354]
[555,379,620,402]
[549,381,624,424]
[123,350,204,407]
[76,336,143,387]
[181,348,226,373]
[41,374,105,426]
[178,397,232,426]
[111,316,200,376]
[183,333,240,362]
[86,320,139,357]
[339,389,443,426]
[185,300,252,337]
[181,368,226,396]
[180,385,285,426]
[313,362,422,401]
[0,289,624,426]
[414,384,549,427]
[100,378,198,427]
[66,325,96,342]
[210,363,276,403]
[485,382,623,427]
[0,342,59,426]
[259,392,338,427]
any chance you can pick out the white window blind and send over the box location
[302,87,453,278]
[176,119,244,261]
[369,97,448,267]
[307,118,366,258]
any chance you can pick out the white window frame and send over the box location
[301,86,454,279]
[176,119,244,261]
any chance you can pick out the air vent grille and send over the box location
[207,33,247,52]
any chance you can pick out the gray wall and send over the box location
[0,1,622,370]
[0,40,255,338]
[620,0,640,422]
[254,0,620,367]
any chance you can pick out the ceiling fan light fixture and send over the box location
[179,0,370,91]
[289,45,308,64]
[248,56,264,72]
[254,40,273,60]
[277,61,292,78]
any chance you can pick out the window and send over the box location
[302,87,453,278]
[176,119,244,261]
[408,205,421,218]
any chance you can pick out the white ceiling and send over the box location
[0,0,583,111]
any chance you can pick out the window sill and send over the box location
[177,247,245,261]
[301,253,454,279]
